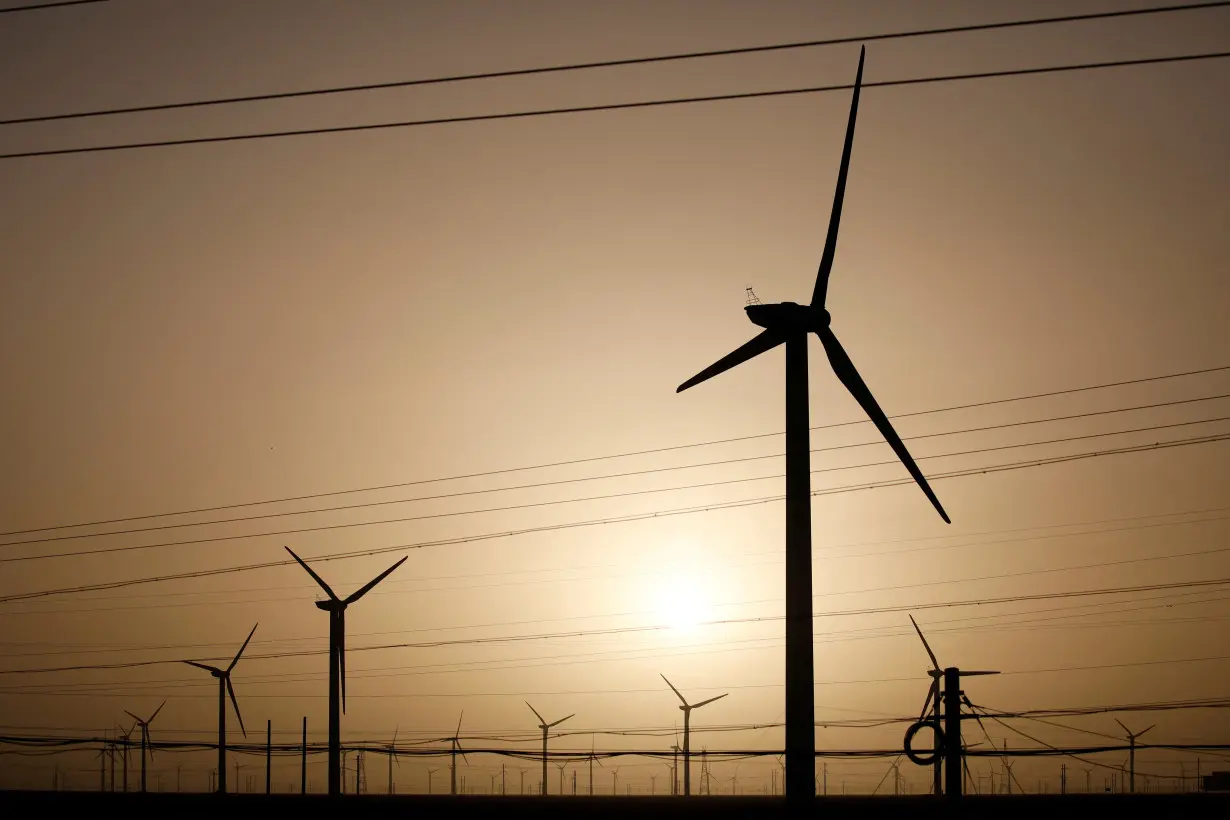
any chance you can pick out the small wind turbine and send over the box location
[1115,719,1155,793]
[448,711,468,795]
[285,546,408,796]
[676,45,950,800]
[117,721,136,792]
[661,674,727,796]
[904,615,998,796]
[526,702,573,795]
[123,701,166,793]
[426,766,439,795]
[182,624,258,794]
[585,733,603,795]
[386,727,399,794]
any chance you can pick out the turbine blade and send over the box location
[123,710,140,723]
[339,610,347,715]
[661,674,688,706]
[908,614,941,672]
[284,547,339,600]
[811,45,865,310]
[961,671,1000,676]
[149,701,166,723]
[818,327,950,522]
[676,329,785,393]
[919,679,937,723]
[226,676,247,738]
[525,701,545,726]
[1139,725,1156,738]
[456,711,464,736]
[344,555,409,604]
[1114,718,1130,735]
[182,660,222,673]
[692,693,728,709]
[548,714,575,728]
[228,623,259,672]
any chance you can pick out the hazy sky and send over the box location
[1,0,1228,796]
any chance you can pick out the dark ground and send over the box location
[1,792,1227,818]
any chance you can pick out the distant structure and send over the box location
[660,674,727,796]
[182,624,258,794]
[675,44,950,801]
[123,701,166,794]
[285,547,408,797]
[526,702,573,795]
[448,712,468,795]
[1115,719,1156,794]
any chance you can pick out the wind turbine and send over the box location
[285,546,408,796]
[1115,719,1155,793]
[904,615,997,796]
[585,733,603,795]
[182,624,258,794]
[123,701,166,793]
[116,721,136,792]
[386,727,399,794]
[526,702,573,795]
[661,674,727,796]
[448,712,468,795]
[675,45,949,799]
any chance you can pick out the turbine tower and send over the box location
[1115,719,1155,793]
[675,45,950,799]
[661,674,727,796]
[123,701,166,793]
[182,624,258,794]
[285,547,408,796]
[526,702,573,795]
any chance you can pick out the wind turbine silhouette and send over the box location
[123,701,166,793]
[448,711,468,795]
[661,674,727,796]
[526,702,573,795]
[1115,719,1155,793]
[182,624,258,794]
[904,614,997,796]
[285,547,408,797]
[675,45,949,800]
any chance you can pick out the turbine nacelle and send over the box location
[744,302,830,332]
[314,599,347,613]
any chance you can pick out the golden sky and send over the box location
[0,0,1228,796]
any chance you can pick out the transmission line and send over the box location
[3,362,1225,540]
[3,51,1228,160]
[3,2,1225,126]
[0,0,107,14]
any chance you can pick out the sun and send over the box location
[650,572,714,634]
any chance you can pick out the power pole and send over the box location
[1061,763,1067,795]
[520,768,526,795]
[502,763,506,795]
[266,720,272,794]
[301,717,307,794]
[943,668,962,797]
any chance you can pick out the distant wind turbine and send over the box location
[182,624,258,794]
[285,546,408,796]
[1115,719,1155,793]
[448,712,468,795]
[675,44,949,800]
[526,702,573,795]
[904,614,997,796]
[123,701,166,794]
[661,674,727,796]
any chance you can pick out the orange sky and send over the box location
[1,0,1228,796]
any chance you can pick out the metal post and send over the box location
[943,667,962,798]
[301,717,307,794]
[266,719,272,794]
[328,612,341,796]
[784,329,815,804]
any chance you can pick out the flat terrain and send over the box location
[1,792,1227,818]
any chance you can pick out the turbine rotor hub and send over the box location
[744,302,830,332]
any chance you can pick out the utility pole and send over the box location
[520,768,526,795]
[671,744,680,795]
[301,717,307,794]
[502,763,506,795]
[823,762,828,796]
[1061,763,1067,795]
[177,765,182,793]
[943,668,962,797]
[266,720,272,794]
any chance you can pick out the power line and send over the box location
[5,363,1224,539]
[4,577,1230,674]
[6,397,1225,557]
[1,431,1226,604]
[0,0,107,14]
[3,2,1225,126]
[3,51,1228,160]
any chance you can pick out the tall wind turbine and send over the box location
[661,674,727,796]
[1115,719,1155,793]
[123,701,166,793]
[675,46,950,799]
[285,547,408,796]
[526,702,573,795]
[182,624,258,794]
[448,712,468,795]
